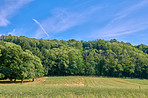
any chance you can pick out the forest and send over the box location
[0,35,148,83]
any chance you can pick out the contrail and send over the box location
[32,19,49,37]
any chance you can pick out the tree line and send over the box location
[0,40,44,83]
[0,35,148,82]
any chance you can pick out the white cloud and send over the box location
[8,29,16,35]
[113,0,148,22]
[91,0,148,38]
[0,0,34,27]
[117,0,148,15]
[33,19,49,37]
[35,6,102,38]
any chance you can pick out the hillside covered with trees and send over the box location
[0,35,148,82]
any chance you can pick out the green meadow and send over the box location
[0,76,148,98]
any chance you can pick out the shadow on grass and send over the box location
[0,80,32,84]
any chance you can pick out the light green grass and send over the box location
[43,76,84,84]
[0,76,148,98]
[123,78,148,85]
[85,77,148,89]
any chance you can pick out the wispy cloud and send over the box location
[34,5,102,38]
[91,0,148,38]
[33,19,49,37]
[112,0,148,22]
[0,0,34,27]
[8,29,16,35]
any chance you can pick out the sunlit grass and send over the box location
[123,78,148,85]
[0,76,148,97]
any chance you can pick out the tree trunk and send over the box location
[10,78,13,83]
[21,78,24,84]
[32,78,34,82]
[14,78,16,83]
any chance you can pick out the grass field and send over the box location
[0,76,148,98]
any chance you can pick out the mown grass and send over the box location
[0,76,148,98]
[123,78,148,85]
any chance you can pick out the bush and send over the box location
[0,73,5,79]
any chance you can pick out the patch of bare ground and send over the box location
[46,78,85,86]
[54,83,85,86]
[24,77,48,85]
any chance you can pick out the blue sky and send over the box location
[0,0,148,45]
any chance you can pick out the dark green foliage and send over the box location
[135,44,148,54]
[0,73,5,79]
[0,35,148,79]
[0,41,44,82]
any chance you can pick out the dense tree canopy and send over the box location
[135,44,148,54]
[0,35,148,79]
[0,41,44,83]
